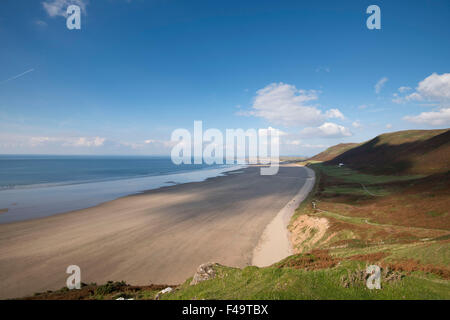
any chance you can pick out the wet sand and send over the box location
[0,164,309,299]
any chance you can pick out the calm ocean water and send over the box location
[0,155,244,223]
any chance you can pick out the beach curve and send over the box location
[252,165,315,267]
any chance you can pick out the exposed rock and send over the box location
[160,287,173,294]
[190,263,217,285]
[154,287,173,300]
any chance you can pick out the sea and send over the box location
[0,155,244,223]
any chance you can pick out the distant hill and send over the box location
[324,129,450,175]
[309,143,359,162]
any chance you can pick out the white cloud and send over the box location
[299,143,328,148]
[300,122,352,138]
[403,108,450,126]
[42,0,87,18]
[258,127,287,137]
[285,139,302,145]
[144,139,176,148]
[30,136,105,147]
[114,139,175,151]
[71,136,105,147]
[393,92,423,104]
[375,77,388,94]
[398,86,411,93]
[30,136,57,146]
[0,133,178,155]
[393,73,450,105]
[392,97,404,104]
[358,104,368,110]
[244,82,344,127]
[400,73,450,126]
[352,120,362,128]
[405,92,423,102]
[386,123,392,129]
[414,73,450,102]
[247,83,321,126]
[315,66,330,73]
[325,108,345,120]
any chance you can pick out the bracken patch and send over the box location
[347,251,389,263]
[381,259,450,280]
[277,250,340,270]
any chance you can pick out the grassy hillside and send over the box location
[291,163,449,250]
[163,261,449,300]
[309,143,359,162]
[326,129,450,175]
[286,162,449,299]
[25,257,450,300]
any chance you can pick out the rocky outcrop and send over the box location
[154,287,173,300]
[190,263,217,285]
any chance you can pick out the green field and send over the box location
[315,163,422,185]
[163,261,449,300]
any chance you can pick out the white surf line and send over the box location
[252,166,316,267]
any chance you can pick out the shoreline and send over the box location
[0,164,246,224]
[0,164,309,299]
[251,166,315,266]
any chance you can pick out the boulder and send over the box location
[154,287,173,300]
[190,263,217,285]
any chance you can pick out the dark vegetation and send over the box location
[326,129,450,175]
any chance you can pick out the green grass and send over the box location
[283,162,449,300]
[330,241,450,266]
[426,211,446,217]
[311,209,368,225]
[386,242,450,266]
[315,163,422,185]
[323,185,390,196]
[163,262,450,300]
[376,129,447,145]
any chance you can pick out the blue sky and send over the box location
[0,0,449,156]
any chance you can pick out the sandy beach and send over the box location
[252,166,315,267]
[0,164,309,299]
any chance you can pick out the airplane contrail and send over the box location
[0,68,35,85]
